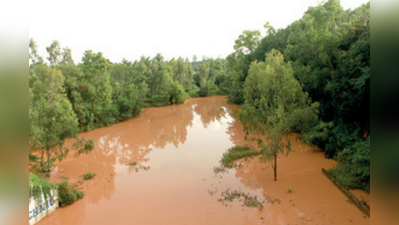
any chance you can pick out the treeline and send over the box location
[192,57,229,97]
[225,0,370,191]
[29,0,370,191]
[29,41,228,175]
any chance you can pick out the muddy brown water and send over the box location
[35,96,369,225]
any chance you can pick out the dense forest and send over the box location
[29,0,370,192]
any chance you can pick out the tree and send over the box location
[239,50,319,181]
[149,54,173,100]
[80,50,113,130]
[197,63,211,97]
[226,30,261,104]
[29,38,44,65]
[234,30,262,55]
[109,61,147,120]
[30,64,93,176]
[46,40,62,66]
[61,47,74,65]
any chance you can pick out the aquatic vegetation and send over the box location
[218,189,265,211]
[82,173,96,181]
[221,145,260,168]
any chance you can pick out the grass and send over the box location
[221,145,260,168]
[82,173,96,181]
[287,187,293,193]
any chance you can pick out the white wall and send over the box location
[29,189,58,225]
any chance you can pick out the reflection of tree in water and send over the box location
[192,97,229,128]
[51,101,195,211]
[102,102,194,166]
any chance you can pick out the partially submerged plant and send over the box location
[221,145,260,168]
[57,180,84,207]
[82,173,96,180]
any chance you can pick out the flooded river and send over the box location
[37,96,369,225]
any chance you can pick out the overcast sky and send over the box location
[27,0,370,64]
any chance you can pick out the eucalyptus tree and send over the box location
[29,38,44,65]
[61,47,74,65]
[46,40,62,66]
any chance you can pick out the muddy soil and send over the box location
[35,96,369,225]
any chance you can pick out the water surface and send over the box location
[37,96,369,225]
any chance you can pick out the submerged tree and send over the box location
[239,50,319,181]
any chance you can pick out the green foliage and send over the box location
[330,138,370,192]
[46,40,62,67]
[192,57,228,97]
[29,63,94,176]
[287,187,293,193]
[234,30,262,55]
[218,189,265,211]
[82,173,96,181]
[29,173,56,207]
[29,38,44,65]
[221,146,260,168]
[30,65,81,176]
[239,50,319,181]
[169,81,186,104]
[29,153,38,163]
[57,180,84,207]
[224,0,370,188]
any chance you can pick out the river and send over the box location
[37,96,369,225]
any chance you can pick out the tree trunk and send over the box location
[46,147,51,178]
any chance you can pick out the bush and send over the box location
[57,180,84,207]
[330,138,370,192]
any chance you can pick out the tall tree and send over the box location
[234,30,262,55]
[29,38,44,65]
[239,50,319,181]
[80,50,113,130]
[61,47,74,65]
[46,40,62,66]
[226,30,261,104]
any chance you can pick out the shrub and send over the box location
[330,138,370,192]
[57,180,84,207]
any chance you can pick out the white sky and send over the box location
[26,0,370,64]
